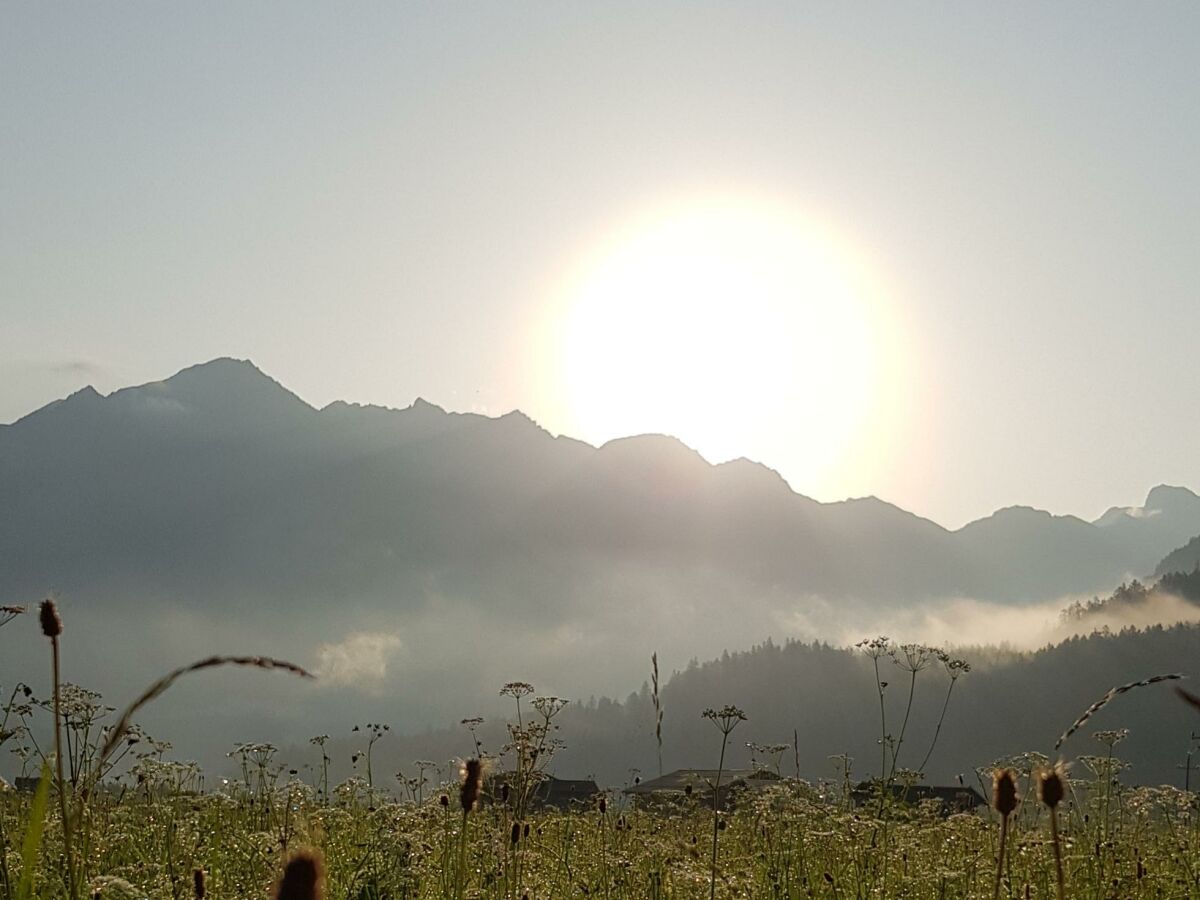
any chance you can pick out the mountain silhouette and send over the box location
[4,358,1197,609]
[6,357,1200,761]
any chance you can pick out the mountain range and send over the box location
[4,357,1199,607]
[3,357,1200,762]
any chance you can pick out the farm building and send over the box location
[851,782,986,814]
[532,776,601,810]
[624,768,782,810]
[486,774,601,810]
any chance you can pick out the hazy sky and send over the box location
[4,3,1199,529]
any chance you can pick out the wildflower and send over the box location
[1093,729,1130,748]
[500,682,535,698]
[701,706,748,734]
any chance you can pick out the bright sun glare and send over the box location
[552,198,887,484]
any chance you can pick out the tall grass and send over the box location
[1,606,1197,898]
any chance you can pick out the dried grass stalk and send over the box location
[94,655,312,779]
[1054,673,1182,750]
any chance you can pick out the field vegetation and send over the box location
[1,602,1196,899]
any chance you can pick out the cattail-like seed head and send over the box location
[460,758,482,813]
[511,821,520,844]
[439,793,449,807]
[992,768,1019,817]
[1038,765,1065,810]
[598,795,607,814]
[39,598,62,638]
[523,823,530,838]
[193,868,206,899]
[274,849,324,900]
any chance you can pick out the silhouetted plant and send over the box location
[701,705,746,900]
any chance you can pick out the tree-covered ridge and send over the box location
[1061,566,1200,621]
[275,623,1200,791]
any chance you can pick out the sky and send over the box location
[3,3,1199,529]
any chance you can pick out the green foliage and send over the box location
[1,768,1198,898]
[15,761,50,900]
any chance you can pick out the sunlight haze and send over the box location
[4,3,1200,528]
[6,8,1200,883]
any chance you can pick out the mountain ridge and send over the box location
[4,357,1200,615]
[6,356,1200,758]
[9,355,1189,538]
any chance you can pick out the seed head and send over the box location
[193,868,206,899]
[274,849,324,900]
[39,598,62,638]
[460,758,482,813]
[992,768,1018,817]
[1038,765,1066,810]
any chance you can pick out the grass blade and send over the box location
[16,760,52,900]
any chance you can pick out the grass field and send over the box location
[2,758,1198,899]
[2,604,1196,899]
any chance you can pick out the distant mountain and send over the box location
[4,358,1200,751]
[1156,534,1200,577]
[4,358,1197,607]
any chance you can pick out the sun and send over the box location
[546,196,892,487]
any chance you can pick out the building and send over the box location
[532,776,601,810]
[486,773,601,811]
[624,768,782,810]
[851,781,986,814]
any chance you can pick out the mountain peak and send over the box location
[161,356,269,387]
[101,357,314,429]
[599,433,703,460]
[1145,484,1200,512]
[7,383,103,427]
[961,504,1091,533]
[56,384,103,409]
[714,457,796,493]
[498,408,537,425]
[408,397,447,414]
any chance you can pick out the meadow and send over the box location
[1,602,1196,899]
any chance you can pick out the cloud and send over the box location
[0,357,110,378]
[49,359,109,377]
[314,631,403,690]
[804,592,1200,652]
